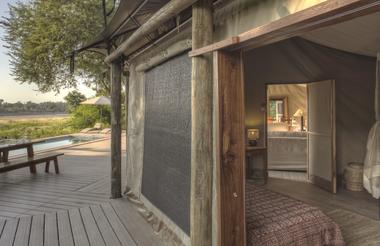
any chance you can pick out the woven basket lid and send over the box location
[348,162,364,170]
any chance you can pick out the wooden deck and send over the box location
[0,138,165,246]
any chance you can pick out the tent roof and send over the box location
[81,1,380,58]
[302,10,380,57]
[78,0,191,56]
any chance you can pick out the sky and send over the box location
[0,0,95,103]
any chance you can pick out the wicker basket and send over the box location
[344,162,364,192]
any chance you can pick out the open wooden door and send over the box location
[214,50,246,246]
[307,80,336,193]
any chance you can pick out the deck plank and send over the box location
[101,203,136,246]
[57,210,74,246]
[80,207,105,246]
[0,218,6,233]
[111,199,165,246]
[90,205,121,246]
[69,208,90,246]
[44,212,58,246]
[13,216,31,246]
[0,218,18,246]
[29,213,44,246]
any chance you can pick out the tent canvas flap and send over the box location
[363,53,380,199]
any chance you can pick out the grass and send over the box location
[0,118,79,140]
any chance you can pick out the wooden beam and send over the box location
[188,36,239,57]
[111,58,123,199]
[214,50,246,246]
[105,0,198,64]
[190,0,380,56]
[135,39,192,72]
[190,0,213,246]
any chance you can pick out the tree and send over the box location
[1,0,114,94]
[64,90,86,111]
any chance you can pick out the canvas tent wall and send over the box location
[364,54,380,199]
[244,37,376,177]
[125,28,193,244]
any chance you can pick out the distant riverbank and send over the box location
[0,114,76,139]
[0,113,69,121]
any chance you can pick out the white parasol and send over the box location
[81,96,111,120]
[81,96,111,106]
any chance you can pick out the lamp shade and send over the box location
[247,129,260,140]
[293,109,304,117]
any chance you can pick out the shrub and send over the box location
[70,105,110,129]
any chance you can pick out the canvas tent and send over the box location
[78,0,380,245]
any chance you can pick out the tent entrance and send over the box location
[212,3,380,245]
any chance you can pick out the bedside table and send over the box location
[246,146,267,185]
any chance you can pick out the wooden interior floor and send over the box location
[263,178,380,245]
[0,138,164,246]
[264,177,379,220]
[268,170,307,182]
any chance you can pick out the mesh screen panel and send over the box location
[142,53,191,234]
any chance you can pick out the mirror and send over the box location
[268,96,289,123]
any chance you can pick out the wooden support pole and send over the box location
[190,1,213,245]
[111,58,123,199]
[124,72,129,193]
[125,72,129,152]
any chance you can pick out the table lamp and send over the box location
[247,129,260,146]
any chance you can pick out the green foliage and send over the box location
[1,0,112,93]
[0,99,67,114]
[70,105,110,129]
[0,119,76,139]
[64,91,86,112]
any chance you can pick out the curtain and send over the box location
[363,53,380,199]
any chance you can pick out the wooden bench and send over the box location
[0,153,64,174]
[0,141,64,174]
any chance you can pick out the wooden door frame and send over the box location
[214,50,246,246]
